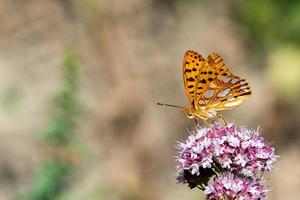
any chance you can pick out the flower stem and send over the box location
[212,166,220,176]
[197,185,204,190]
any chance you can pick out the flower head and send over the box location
[176,123,277,177]
[204,173,267,200]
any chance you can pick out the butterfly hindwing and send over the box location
[205,77,251,111]
[194,52,251,111]
[183,50,205,106]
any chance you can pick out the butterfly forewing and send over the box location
[183,50,205,106]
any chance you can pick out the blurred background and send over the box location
[0,0,300,199]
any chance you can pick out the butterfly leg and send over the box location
[202,119,211,128]
[217,114,227,126]
[194,118,198,126]
[194,119,204,129]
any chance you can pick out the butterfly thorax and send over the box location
[184,107,217,120]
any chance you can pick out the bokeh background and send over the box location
[0,0,300,199]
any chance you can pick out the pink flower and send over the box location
[205,173,267,200]
[201,156,213,168]
[235,154,248,167]
[176,123,277,177]
[176,122,277,200]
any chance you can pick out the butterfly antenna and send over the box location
[157,102,185,110]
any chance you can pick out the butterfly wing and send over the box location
[205,77,251,111]
[194,52,251,111]
[183,50,205,107]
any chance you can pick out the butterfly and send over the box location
[182,50,251,121]
[158,50,251,123]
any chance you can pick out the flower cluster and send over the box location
[176,122,277,199]
[177,123,276,177]
[204,173,267,200]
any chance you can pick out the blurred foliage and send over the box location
[24,48,82,200]
[267,46,300,100]
[231,0,300,54]
[25,161,73,200]
[231,0,300,102]
[46,48,82,145]
[173,0,203,5]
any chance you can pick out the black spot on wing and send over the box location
[200,79,206,84]
[187,77,195,82]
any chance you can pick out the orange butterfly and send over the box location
[158,50,251,123]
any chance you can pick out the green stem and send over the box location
[197,185,204,190]
[212,166,220,176]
